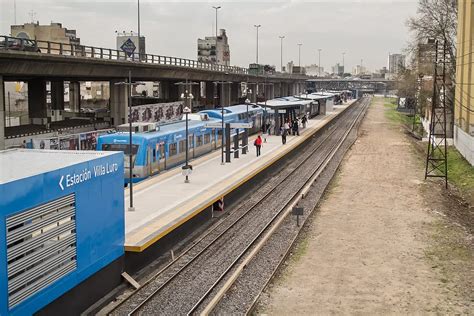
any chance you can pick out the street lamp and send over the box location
[182,104,192,183]
[342,52,346,76]
[114,70,144,212]
[279,36,285,72]
[245,98,251,123]
[297,43,303,68]
[212,6,221,38]
[318,49,322,77]
[254,24,261,64]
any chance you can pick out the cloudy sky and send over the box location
[1,0,418,72]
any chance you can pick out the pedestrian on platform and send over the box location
[301,115,308,128]
[284,121,290,136]
[269,119,275,136]
[281,126,287,145]
[292,119,299,136]
[254,135,263,156]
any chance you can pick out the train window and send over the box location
[196,135,203,147]
[102,143,139,166]
[179,140,186,153]
[169,143,177,156]
[152,148,156,161]
[204,134,210,144]
[188,135,194,149]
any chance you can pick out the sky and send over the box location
[0,0,419,72]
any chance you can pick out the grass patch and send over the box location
[382,97,412,126]
[446,147,474,196]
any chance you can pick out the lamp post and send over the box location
[182,105,192,183]
[279,35,285,72]
[212,6,221,38]
[114,71,144,212]
[254,24,261,64]
[342,52,346,76]
[245,98,251,123]
[318,48,322,77]
[298,43,303,68]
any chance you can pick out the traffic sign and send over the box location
[120,38,136,57]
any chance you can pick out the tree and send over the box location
[406,0,457,73]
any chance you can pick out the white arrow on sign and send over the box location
[59,175,64,191]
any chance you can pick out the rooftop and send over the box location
[0,149,116,184]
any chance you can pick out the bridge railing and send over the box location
[0,35,249,75]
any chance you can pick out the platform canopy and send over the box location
[257,96,313,110]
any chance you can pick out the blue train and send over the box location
[97,104,264,182]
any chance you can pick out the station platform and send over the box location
[124,100,357,252]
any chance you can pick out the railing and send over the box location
[0,35,249,75]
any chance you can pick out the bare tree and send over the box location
[406,0,457,72]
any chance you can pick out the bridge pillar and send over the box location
[51,81,65,110]
[27,79,48,122]
[69,81,81,113]
[0,76,5,150]
[221,83,231,106]
[110,79,128,126]
[203,81,216,109]
[230,82,239,105]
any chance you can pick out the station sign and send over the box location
[59,162,119,191]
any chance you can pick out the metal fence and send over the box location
[0,35,249,75]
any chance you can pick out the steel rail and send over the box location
[109,98,364,315]
[243,97,370,316]
[191,97,371,315]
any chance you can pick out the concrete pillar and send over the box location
[230,82,239,105]
[110,79,128,126]
[0,76,5,150]
[221,84,231,106]
[69,81,81,113]
[51,81,65,110]
[159,81,169,100]
[168,81,180,101]
[27,79,47,119]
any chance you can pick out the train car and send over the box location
[199,104,264,134]
[97,120,219,183]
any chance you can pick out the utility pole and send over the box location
[342,52,346,75]
[298,43,303,67]
[318,48,322,77]
[212,6,221,38]
[279,36,285,72]
[254,24,261,64]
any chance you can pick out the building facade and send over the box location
[331,63,344,76]
[454,0,474,165]
[388,53,406,74]
[197,29,230,66]
[11,22,80,45]
[305,64,325,77]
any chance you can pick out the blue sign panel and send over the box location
[120,38,136,57]
[0,152,124,315]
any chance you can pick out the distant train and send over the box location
[97,104,265,183]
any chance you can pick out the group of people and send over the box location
[254,114,309,156]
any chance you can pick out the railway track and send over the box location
[108,97,371,316]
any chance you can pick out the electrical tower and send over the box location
[424,40,450,188]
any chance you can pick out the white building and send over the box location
[352,64,367,76]
[305,64,325,77]
[332,63,344,76]
[197,29,230,66]
[388,53,406,74]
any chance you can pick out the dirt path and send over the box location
[259,98,473,315]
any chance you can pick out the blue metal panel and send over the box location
[0,153,124,315]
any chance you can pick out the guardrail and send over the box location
[0,35,249,75]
